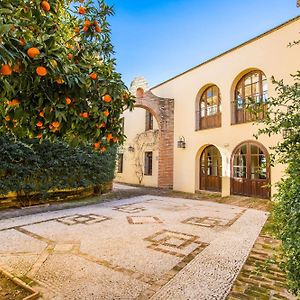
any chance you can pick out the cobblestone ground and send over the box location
[0,184,294,299]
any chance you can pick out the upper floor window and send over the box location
[196,85,221,130]
[232,70,268,124]
[145,110,153,131]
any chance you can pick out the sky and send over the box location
[105,0,299,88]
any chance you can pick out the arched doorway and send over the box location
[231,141,270,199]
[200,145,222,192]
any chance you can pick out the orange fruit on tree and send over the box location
[67,53,73,60]
[0,64,12,76]
[36,66,47,76]
[27,47,40,58]
[80,112,89,118]
[5,115,11,121]
[36,121,43,127]
[36,133,43,139]
[84,19,91,26]
[94,142,100,149]
[7,99,20,107]
[106,133,113,141]
[103,110,109,117]
[41,1,50,11]
[66,97,72,105]
[82,25,89,32]
[102,94,112,102]
[56,78,64,84]
[100,146,106,153]
[89,72,97,80]
[95,26,102,33]
[52,121,60,128]
[78,7,86,14]
[39,111,44,117]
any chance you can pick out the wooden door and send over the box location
[200,146,222,192]
[231,142,270,199]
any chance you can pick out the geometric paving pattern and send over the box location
[56,214,111,225]
[113,204,147,214]
[144,230,209,258]
[0,195,265,300]
[127,216,163,225]
[182,216,229,227]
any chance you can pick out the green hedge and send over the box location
[0,135,117,201]
[273,158,300,297]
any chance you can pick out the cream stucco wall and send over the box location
[150,17,300,196]
[115,107,159,187]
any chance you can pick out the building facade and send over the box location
[116,16,300,199]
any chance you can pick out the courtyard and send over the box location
[0,189,268,299]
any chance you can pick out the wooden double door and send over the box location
[200,146,222,192]
[231,142,270,199]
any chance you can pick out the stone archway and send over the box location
[135,90,174,188]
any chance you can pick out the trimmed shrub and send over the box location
[0,135,116,203]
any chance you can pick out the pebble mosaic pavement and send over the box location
[0,195,268,299]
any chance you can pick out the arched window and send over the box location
[232,70,267,124]
[196,85,221,130]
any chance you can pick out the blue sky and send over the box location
[106,0,299,87]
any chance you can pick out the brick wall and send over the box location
[135,91,174,188]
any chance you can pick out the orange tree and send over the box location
[0,0,134,150]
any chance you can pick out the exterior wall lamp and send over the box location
[177,136,186,149]
[128,145,135,152]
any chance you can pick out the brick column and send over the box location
[135,91,174,188]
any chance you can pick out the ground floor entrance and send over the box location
[200,145,222,192]
[231,141,270,199]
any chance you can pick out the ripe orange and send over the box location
[102,94,112,102]
[82,25,89,32]
[84,19,91,26]
[5,115,11,121]
[66,97,72,105]
[41,1,50,11]
[36,66,47,76]
[89,73,97,80]
[0,64,12,76]
[100,146,106,153]
[52,121,60,128]
[106,133,113,141]
[94,142,100,149]
[103,110,109,117]
[36,121,43,127]
[95,26,102,33]
[80,112,89,118]
[67,53,73,60]
[56,78,64,84]
[78,7,86,14]
[36,133,43,139]
[27,47,40,58]
[7,99,20,107]
[39,111,44,117]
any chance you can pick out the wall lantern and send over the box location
[128,145,135,152]
[177,136,186,149]
[282,128,293,139]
